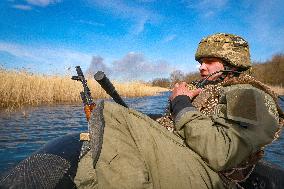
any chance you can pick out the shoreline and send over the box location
[1,88,170,111]
[2,85,283,112]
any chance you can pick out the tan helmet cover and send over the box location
[195,33,251,69]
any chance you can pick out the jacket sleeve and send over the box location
[174,84,280,171]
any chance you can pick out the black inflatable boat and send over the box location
[1,114,284,189]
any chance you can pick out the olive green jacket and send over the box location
[174,84,280,171]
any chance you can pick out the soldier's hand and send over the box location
[169,82,201,101]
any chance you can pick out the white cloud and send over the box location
[185,0,228,9]
[184,0,228,17]
[163,34,177,43]
[9,0,61,11]
[12,4,32,10]
[78,19,105,27]
[112,52,173,81]
[131,16,149,35]
[90,0,161,35]
[0,42,38,60]
[136,0,156,3]
[0,42,92,74]
[26,0,61,7]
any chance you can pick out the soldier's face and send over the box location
[199,58,224,80]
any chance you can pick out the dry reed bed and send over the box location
[1,69,282,110]
[0,69,168,109]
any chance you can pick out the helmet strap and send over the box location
[194,68,243,88]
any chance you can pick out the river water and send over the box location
[0,92,283,174]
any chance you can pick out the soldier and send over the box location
[74,33,283,189]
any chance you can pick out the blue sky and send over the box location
[0,0,283,81]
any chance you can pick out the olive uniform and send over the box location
[74,33,283,188]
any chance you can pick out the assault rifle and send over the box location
[71,66,95,121]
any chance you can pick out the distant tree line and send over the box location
[251,54,284,86]
[151,70,200,88]
[151,54,284,88]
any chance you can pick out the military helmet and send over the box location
[195,33,251,69]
